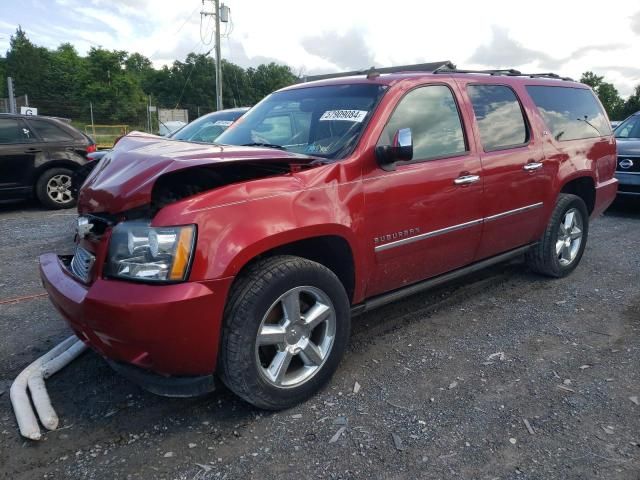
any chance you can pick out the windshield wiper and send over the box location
[242,142,287,150]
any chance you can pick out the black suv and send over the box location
[0,114,96,209]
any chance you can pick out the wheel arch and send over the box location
[559,174,596,215]
[31,159,84,190]
[227,231,358,304]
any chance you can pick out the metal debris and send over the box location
[629,396,639,406]
[557,384,576,393]
[391,432,405,451]
[333,416,347,426]
[487,352,506,361]
[602,426,615,435]
[523,418,535,435]
[328,426,346,443]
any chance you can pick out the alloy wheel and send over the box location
[556,208,583,266]
[255,286,336,388]
[46,174,73,205]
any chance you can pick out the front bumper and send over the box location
[615,172,640,196]
[39,253,234,377]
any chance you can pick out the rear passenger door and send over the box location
[458,82,548,260]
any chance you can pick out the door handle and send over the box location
[523,162,543,171]
[454,174,480,185]
[25,148,42,153]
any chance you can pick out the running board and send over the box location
[351,244,534,316]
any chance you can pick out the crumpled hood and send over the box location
[78,132,318,214]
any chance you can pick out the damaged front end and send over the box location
[13,133,324,439]
[78,132,323,216]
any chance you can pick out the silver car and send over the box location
[614,111,640,197]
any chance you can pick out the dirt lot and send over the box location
[0,199,638,480]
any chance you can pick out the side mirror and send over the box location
[375,128,413,171]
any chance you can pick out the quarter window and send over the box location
[467,85,528,151]
[27,119,74,142]
[526,85,612,141]
[378,85,466,162]
[0,118,34,144]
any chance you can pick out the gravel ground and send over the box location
[0,198,638,480]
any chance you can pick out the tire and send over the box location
[526,193,589,277]
[219,255,351,410]
[36,168,77,209]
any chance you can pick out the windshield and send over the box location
[170,110,246,143]
[614,115,640,139]
[216,84,388,159]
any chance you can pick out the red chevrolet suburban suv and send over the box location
[39,65,618,409]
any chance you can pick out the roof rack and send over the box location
[433,66,574,81]
[300,61,456,83]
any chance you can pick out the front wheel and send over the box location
[219,256,351,410]
[526,193,589,277]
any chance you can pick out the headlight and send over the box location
[107,221,196,282]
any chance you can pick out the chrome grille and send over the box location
[70,246,95,283]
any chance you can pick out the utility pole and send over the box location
[90,102,95,138]
[7,77,16,114]
[214,0,222,111]
[201,1,229,111]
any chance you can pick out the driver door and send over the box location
[362,83,484,297]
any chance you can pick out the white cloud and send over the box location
[1,0,639,96]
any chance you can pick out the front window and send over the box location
[377,85,466,162]
[614,115,640,139]
[216,84,387,160]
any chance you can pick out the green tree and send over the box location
[621,85,640,119]
[81,47,146,123]
[0,56,6,98]
[580,71,624,120]
[47,43,84,118]
[2,27,303,125]
[6,27,53,102]
[247,63,297,104]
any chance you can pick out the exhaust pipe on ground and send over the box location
[10,335,87,440]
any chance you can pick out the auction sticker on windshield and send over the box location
[214,120,234,126]
[319,110,368,122]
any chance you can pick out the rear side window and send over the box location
[378,85,466,161]
[526,86,612,141]
[27,118,75,142]
[467,85,528,151]
[0,118,34,144]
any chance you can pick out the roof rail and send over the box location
[433,67,574,81]
[300,61,456,83]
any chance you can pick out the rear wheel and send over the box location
[526,193,589,277]
[36,168,76,209]
[219,256,350,410]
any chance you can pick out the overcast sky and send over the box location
[1,0,639,96]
